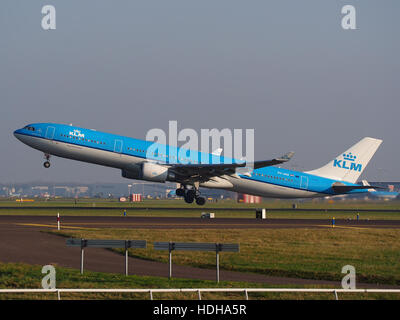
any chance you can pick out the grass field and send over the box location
[49,227,400,286]
[0,263,398,300]
[2,198,400,300]
[1,198,400,219]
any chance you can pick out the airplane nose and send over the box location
[13,129,23,140]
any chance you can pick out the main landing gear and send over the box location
[43,154,51,168]
[176,186,206,206]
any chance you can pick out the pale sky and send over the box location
[1,1,399,183]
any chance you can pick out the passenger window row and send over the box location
[253,172,294,182]
[60,134,106,145]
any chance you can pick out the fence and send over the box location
[153,242,240,282]
[66,239,147,275]
[1,288,400,300]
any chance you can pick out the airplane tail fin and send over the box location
[306,137,382,183]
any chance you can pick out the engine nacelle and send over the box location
[122,163,175,183]
[142,162,170,182]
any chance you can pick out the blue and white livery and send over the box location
[14,123,383,205]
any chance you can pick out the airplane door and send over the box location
[300,176,309,189]
[45,126,55,140]
[114,140,123,153]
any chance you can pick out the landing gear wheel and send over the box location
[186,189,196,198]
[184,189,195,204]
[176,188,185,197]
[195,196,206,206]
[43,161,51,168]
[184,194,195,204]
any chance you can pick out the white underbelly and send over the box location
[22,135,141,169]
[227,176,320,198]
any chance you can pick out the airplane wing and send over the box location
[249,151,295,169]
[168,152,294,182]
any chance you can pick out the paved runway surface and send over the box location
[2,215,400,229]
[1,215,399,288]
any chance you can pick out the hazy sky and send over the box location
[1,1,399,183]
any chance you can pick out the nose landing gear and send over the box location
[43,154,51,168]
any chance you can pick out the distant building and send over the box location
[237,193,262,204]
[130,194,142,202]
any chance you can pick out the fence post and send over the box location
[169,242,174,279]
[80,238,86,274]
[57,213,60,231]
[125,240,129,276]
[216,243,221,283]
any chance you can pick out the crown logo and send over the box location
[343,152,356,161]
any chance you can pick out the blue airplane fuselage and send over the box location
[14,123,374,199]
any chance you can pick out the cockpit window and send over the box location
[23,126,36,131]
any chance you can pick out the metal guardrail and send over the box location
[66,238,147,275]
[153,242,239,252]
[66,239,146,249]
[66,239,238,281]
[1,288,400,300]
[153,242,239,282]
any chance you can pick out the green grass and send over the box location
[2,208,400,219]
[1,198,400,219]
[0,262,260,300]
[2,199,400,299]
[1,262,399,300]
[49,227,400,286]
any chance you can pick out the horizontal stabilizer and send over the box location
[361,179,376,192]
[332,182,384,193]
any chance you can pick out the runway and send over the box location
[1,215,399,288]
[0,206,399,212]
[2,215,400,230]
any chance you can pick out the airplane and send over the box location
[14,123,383,205]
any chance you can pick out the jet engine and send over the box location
[122,162,175,183]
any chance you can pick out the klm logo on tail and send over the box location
[333,152,362,172]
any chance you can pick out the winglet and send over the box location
[211,148,223,156]
[277,151,295,162]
